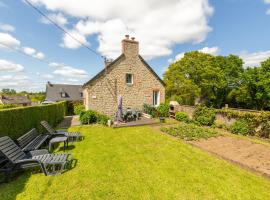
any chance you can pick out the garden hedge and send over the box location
[0,101,67,139]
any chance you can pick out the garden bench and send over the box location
[41,121,82,142]
[16,128,49,152]
[0,136,72,182]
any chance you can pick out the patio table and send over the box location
[49,136,68,152]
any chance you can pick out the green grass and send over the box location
[1,125,270,199]
[161,122,220,141]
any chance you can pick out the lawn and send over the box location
[1,125,270,199]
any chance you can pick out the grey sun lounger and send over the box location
[0,136,72,182]
[41,121,82,142]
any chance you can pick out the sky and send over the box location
[0,0,270,92]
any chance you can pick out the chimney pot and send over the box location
[131,37,135,41]
[125,35,130,40]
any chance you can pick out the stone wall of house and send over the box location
[83,36,165,117]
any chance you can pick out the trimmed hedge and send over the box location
[0,101,67,139]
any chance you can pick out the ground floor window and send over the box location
[153,90,160,106]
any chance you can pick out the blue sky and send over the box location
[0,0,270,92]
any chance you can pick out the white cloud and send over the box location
[40,13,68,26]
[22,47,36,55]
[267,9,270,15]
[264,0,270,4]
[0,59,24,72]
[49,62,65,68]
[240,50,270,67]
[34,52,45,60]
[199,46,219,55]
[0,23,15,32]
[29,0,214,59]
[61,30,89,49]
[0,74,28,82]
[0,32,20,48]
[22,47,45,60]
[170,46,219,63]
[53,66,88,78]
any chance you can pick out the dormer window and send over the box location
[126,74,133,85]
[61,92,67,98]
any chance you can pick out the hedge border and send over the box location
[0,101,67,139]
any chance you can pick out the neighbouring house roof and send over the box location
[45,82,83,102]
[0,95,31,105]
[83,54,165,88]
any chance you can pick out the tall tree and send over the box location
[164,51,244,108]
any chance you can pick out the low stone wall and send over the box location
[171,105,261,127]
[171,105,196,119]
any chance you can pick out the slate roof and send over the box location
[83,54,165,87]
[45,82,83,102]
[0,95,31,105]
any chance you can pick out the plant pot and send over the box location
[159,117,165,123]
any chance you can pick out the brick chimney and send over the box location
[122,35,139,57]
[104,58,113,67]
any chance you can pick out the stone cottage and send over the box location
[83,35,165,116]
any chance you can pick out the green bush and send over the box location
[156,103,170,117]
[0,101,67,139]
[74,104,85,115]
[175,112,190,123]
[80,110,98,124]
[143,104,158,117]
[193,106,216,126]
[0,104,16,110]
[161,123,219,141]
[80,110,110,125]
[230,119,253,135]
[97,114,111,125]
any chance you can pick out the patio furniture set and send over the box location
[0,121,83,182]
[116,108,142,122]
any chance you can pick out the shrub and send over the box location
[0,101,67,139]
[156,103,170,117]
[143,104,158,117]
[175,112,190,123]
[66,101,83,115]
[97,114,111,125]
[0,104,16,110]
[74,104,85,115]
[79,110,110,125]
[230,119,253,136]
[80,110,98,124]
[193,106,216,126]
[161,123,219,141]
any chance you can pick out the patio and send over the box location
[113,116,158,128]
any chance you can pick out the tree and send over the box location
[1,88,16,95]
[164,51,244,108]
[229,58,270,110]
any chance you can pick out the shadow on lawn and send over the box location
[0,157,77,200]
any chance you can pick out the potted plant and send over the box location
[157,111,165,123]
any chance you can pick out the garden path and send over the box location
[57,115,81,128]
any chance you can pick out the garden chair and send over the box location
[0,136,72,182]
[40,121,82,142]
[16,128,49,152]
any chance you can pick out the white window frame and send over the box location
[153,90,160,107]
[126,73,133,85]
[61,92,66,98]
